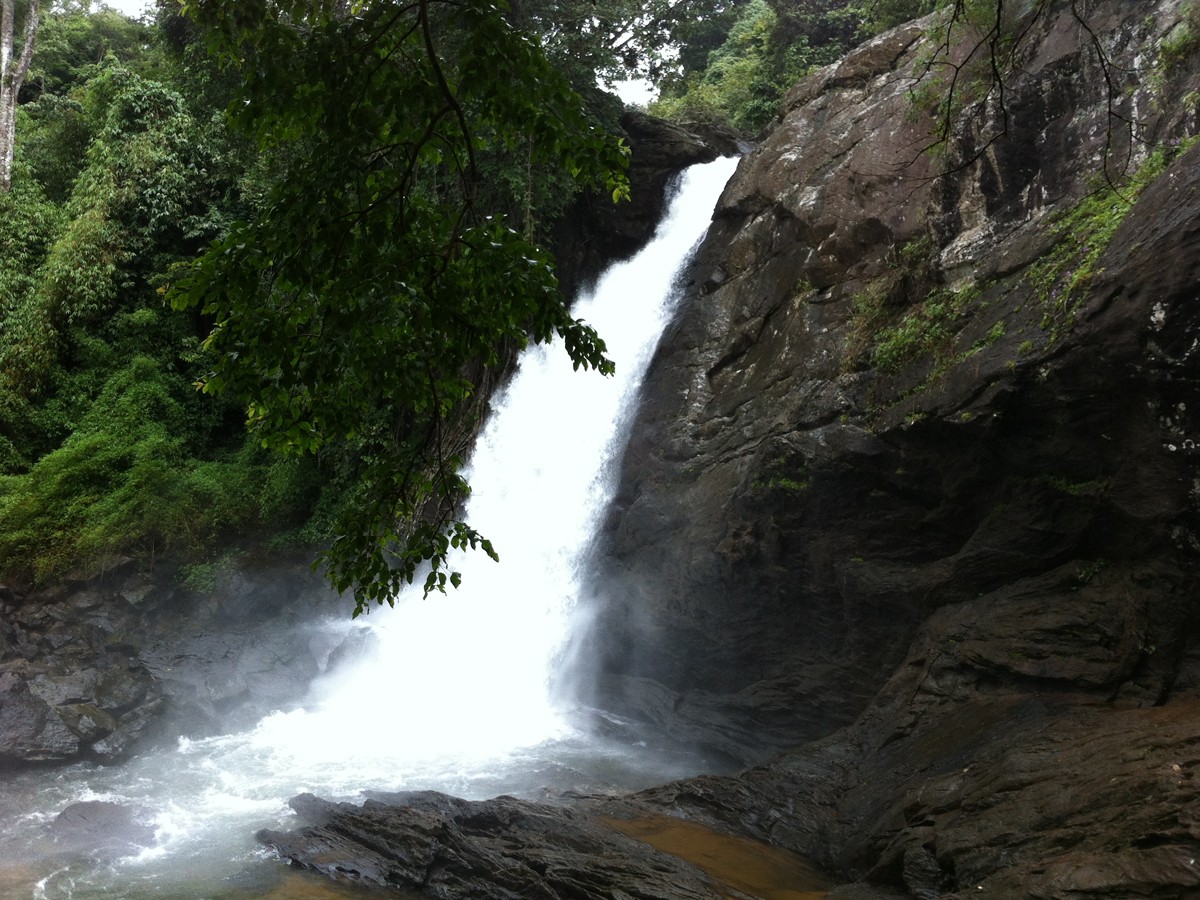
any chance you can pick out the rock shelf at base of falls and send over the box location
[257,790,838,900]
[260,691,1200,900]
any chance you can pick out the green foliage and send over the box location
[510,0,727,90]
[170,0,630,612]
[180,558,222,593]
[756,474,809,493]
[15,93,92,202]
[767,0,859,62]
[0,11,283,585]
[23,2,154,100]
[1161,3,1200,72]
[668,1,747,88]
[845,234,936,366]
[845,228,1009,395]
[0,175,61,309]
[1075,558,1109,585]
[1,64,229,395]
[649,0,946,137]
[653,0,863,136]
[1042,474,1108,498]
[855,274,1005,393]
[751,452,811,495]
[78,66,231,255]
[1030,141,1193,339]
[0,355,261,581]
[853,0,936,34]
[654,0,779,132]
[872,285,974,371]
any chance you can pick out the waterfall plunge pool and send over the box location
[0,156,741,900]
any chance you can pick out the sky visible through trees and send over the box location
[101,0,148,16]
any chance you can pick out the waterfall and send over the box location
[0,154,739,899]
[251,153,739,772]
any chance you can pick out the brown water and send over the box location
[606,815,831,899]
[223,868,407,899]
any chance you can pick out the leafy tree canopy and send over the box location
[0,6,284,585]
[23,1,153,100]
[169,0,630,612]
[509,0,731,89]
[652,0,936,135]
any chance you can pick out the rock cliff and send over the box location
[570,0,1200,894]
[0,556,349,767]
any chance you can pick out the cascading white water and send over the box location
[0,155,739,899]
[253,153,739,770]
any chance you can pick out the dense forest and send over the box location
[0,0,956,605]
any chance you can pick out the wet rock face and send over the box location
[0,576,164,765]
[0,557,350,767]
[259,791,729,899]
[584,0,1200,756]
[649,697,1200,898]
[573,0,1200,894]
[553,110,744,300]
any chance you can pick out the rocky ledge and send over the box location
[0,555,353,767]
[258,789,840,899]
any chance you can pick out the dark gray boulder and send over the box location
[0,556,349,768]
[260,791,737,899]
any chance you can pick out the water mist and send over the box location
[0,154,739,900]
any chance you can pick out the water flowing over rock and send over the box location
[0,112,736,774]
[553,110,744,299]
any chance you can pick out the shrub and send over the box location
[0,356,265,581]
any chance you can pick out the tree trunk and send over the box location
[0,0,40,193]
